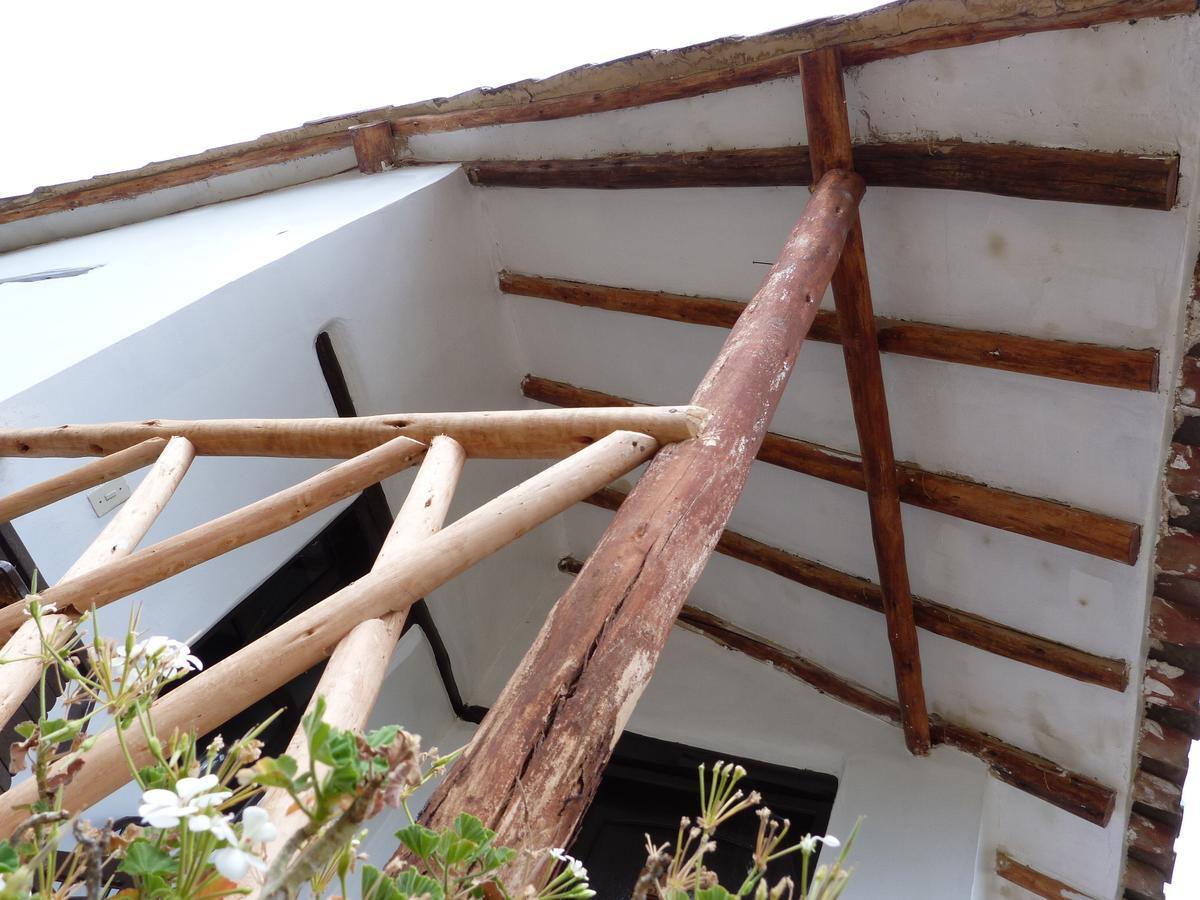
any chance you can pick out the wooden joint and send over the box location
[350,121,398,174]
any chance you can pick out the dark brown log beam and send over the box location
[995,851,1099,899]
[501,271,1156,391]
[468,143,1180,210]
[798,49,917,748]
[577,487,1129,691]
[677,606,1116,825]
[1124,858,1167,900]
[523,375,1142,565]
[1137,720,1191,786]
[499,272,1160,391]
[410,172,866,882]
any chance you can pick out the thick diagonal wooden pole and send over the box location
[0,437,195,730]
[255,436,465,870]
[799,47,930,754]
[408,170,865,881]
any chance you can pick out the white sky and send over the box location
[2,2,1197,897]
[0,0,879,198]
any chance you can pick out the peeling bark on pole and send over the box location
[408,170,865,882]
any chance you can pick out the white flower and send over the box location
[207,808,277,881]
[798,834,840,854]
[138,774,231,828]
[240,807,278,844]
[112,636,202,686]
[550,847,588,880]
[210,846,268,881]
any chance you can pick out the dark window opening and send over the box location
[571,732,838,899]
[186,495,381,757]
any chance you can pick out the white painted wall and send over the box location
[4,13,1200,899]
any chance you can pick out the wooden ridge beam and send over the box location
[0,430,660,833]
[995,851,1098,899]
[409,172,866,882]
[0,1,1187,230]
[677,605,1116,825]
[578,489,1129,691]
[0,407,704,461]
[523,375,1141,564]
[500,272,1160,391]
[469,143,1180,210]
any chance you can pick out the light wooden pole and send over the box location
[0,436,428,639]
[254,436,466,871]
[408,170,864,882]
[0,430,657,832]
[0,407,702,460]
[0,437,195,729]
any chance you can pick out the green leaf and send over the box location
[696,888,734,900]
[443,837,478,867]
[362,865,403,900]
[137,766,168,790]
[13,722,34,740]
[119,840,175,877]
[452,813,494,846]
[393,869,445,900]
[480,846,516,872]
[366,724,400,749]
[242,757,297,789]
[0,842,19,873]
[395,824,439,861]
[303,696,331,757]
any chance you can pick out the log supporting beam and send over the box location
[0,439,169,524]
[995,851,1099,899]
[500,272,1160,391]
[468,143,1180,210]
[576,487,1129,691]
[408,172,866,881]
[677,606,1115,825]
[0,430,659,832]
[801,45,929,753]
[0,407,703,461]
[523,376,1140,564]
[0,436,429,640]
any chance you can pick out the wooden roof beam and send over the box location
[807,46,927,752]
[469,143,1180,210]
[995,852,1099,899]
[576,485,1129,691]
[522,376,1141,564]
[501,272,1160,391]
[677,605,1116,825]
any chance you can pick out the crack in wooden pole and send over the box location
[401,169,866,883]
[800,46,931,755]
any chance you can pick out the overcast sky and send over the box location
[2,2,1197,897]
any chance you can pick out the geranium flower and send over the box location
[112,636,203,686]
[137,774,231,828]
[209,807,277,881]
[798,834,840,854]
[550,847,588,880]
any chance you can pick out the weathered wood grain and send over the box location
[995,851,1098,899]
[411,172,866,882]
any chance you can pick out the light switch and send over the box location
[87,478,131,518]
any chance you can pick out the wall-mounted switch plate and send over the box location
[87,478,131,518]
